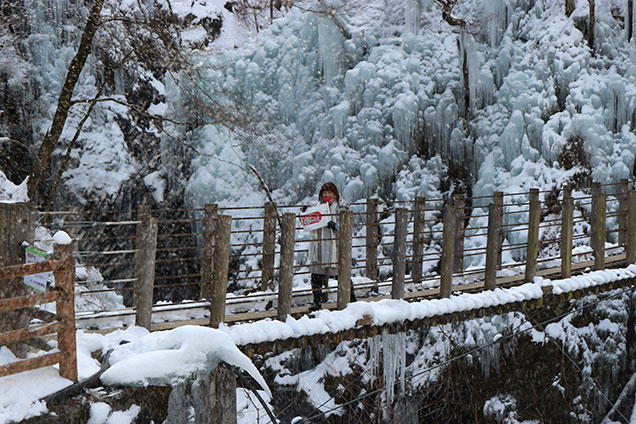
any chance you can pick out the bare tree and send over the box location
[434,0,470,116]
[565,0,575,17]
[588,0,595,50]
[27,0,105,200]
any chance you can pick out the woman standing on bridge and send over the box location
[304,182,356,311]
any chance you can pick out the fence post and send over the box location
[210,215,232,328]
[337,209,353,310]
[493,191,504,268]
[591,182,606,270]
[365,198,379,286]
[134,205,158,330]
[440,203,455,298]
[277,213,295,321]
[261,202,277,291]
[561,186,573,278]
[412,197,426,285]
[201,204,218,300]
[485,202,498,290]
[208,363,237,424]
[54,240,77,382]
[392,208,407,300]
[627,190,636,264]
[0,202,35,357]
[453,193,465,274]
[525,188,540,283]
[619,179,629,247]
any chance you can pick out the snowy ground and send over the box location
[2,264,636,423]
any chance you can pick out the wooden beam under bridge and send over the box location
[236,275,636,359]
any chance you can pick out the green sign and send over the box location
[24,246,49,292]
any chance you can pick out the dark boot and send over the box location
[350,280,357,303]
[309,274,323,311]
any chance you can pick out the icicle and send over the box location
[392,91,419,153]
[318,16,345,86]
[382,333,406,403]
[485,0,508,48]
[405,0,421,34]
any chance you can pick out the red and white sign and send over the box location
[299,203,330,231]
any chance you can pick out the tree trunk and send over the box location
[628,0,634,42]
[27,0,105,200]
[587,0,595,50]
[565,0,575,17]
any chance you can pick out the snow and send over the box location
[1,261,636,422]
[0,170,28,203]
[52,230,72,245]
[2,0,636,421]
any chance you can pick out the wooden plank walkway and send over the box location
[84,254,628,335]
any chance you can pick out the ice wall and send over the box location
[173,0,636,215]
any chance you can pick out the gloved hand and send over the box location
[327,221,337,232]
[300,205,308,212]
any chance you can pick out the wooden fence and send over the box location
[0,241,77,381]
[34,179,636,331]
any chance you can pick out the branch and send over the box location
[27,0,106,200]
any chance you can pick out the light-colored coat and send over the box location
[309,200,347,276]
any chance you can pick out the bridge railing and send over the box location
[35,179,636,329]
[0,240,77,381]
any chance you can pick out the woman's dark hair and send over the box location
[318,182,340,203]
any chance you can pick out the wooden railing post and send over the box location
[0,202,35,357]
[525,188,540,283]
[337,209,353,310]
[412,197,426,285]
[392,208,407,300]
[493,191,504,268]
[134,205,158,330]
[440,203,455,298]
[485,202,498,290]
[591,182,606,270]
[619,179,629,246]
[54,240,77,382]
[561,186,573,278]
[365,198,379,285]
[627,190,636,264]
[277,213,295,321]
[261,202,277,291]
[209,363,237,424]
[452,193,465,274]
[201,204,218,300]
[210,215,232,328]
